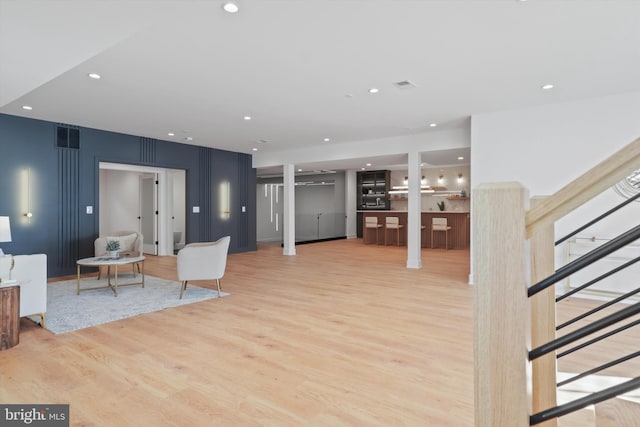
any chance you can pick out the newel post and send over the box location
[474,182,529,427]
[529,197,558,427]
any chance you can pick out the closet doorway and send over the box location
[99,162,186,256]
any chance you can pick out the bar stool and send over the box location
[421,224,427,247]
[431,217,452,250]
[364,217,383,244]
[385,216,404,246]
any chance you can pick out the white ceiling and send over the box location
[2,0,640,174]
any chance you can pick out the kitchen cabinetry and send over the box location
[356,170,390,237]
[357,170,390,210]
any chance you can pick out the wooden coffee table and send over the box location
[76,255,145,297]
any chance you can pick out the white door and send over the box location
[140,174,158,255]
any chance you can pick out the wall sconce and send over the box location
[457,173,464,184]
[24,168,33,223]
[438,174,444,184]
[403,176,408,184]
[218,181,231,220]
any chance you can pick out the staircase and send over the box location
[557,374,640,426]
[473,136,640,426]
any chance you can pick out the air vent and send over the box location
[56,125,80,149]
[394,80,417,89]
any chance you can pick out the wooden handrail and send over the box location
[526,137,640,238]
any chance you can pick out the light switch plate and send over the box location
[86,206,93,214]
[242,206,246,212]
[193,206,200,213]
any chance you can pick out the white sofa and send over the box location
[0,254,47,327]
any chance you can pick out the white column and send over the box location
[406,150,422,269]
[345,170,357,239]
[282,164,296,256]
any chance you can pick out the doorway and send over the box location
[139,174,158,254]
[99,163,186,256]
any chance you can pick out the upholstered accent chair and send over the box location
[94,231,144,277]
[177,236,230,299]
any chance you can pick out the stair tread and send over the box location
[596,397,640,427]
[558,406,595,427]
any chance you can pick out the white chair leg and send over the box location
[216,278,222,297]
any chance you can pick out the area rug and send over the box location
[41,274,228,334]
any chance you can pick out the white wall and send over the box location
[471,91,640,287]
[256,172,346,243]
[253,128,469,169]
[99,169,140,234]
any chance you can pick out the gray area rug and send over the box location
[42,274,228,334]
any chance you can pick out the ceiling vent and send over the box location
[394,80,417,89]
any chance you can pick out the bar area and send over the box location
[356,167,470,249]
[358,210,470,249]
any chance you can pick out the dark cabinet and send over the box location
[357,170,390,210]
[356,170,390,238]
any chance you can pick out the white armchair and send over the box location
[94,231,143,278]
[94,231,143,257]
[0,254,47,327]
[177,236,230,299]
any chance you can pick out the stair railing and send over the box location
[473,136,640,427]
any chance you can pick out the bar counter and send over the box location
[357,210,470,249]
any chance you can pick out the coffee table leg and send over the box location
[114,265,118,297]
[77,264,81,295]
[141,261,145,288]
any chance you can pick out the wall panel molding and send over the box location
[140,137,157,164]
[58,148,80,269]
[199,147,212,241]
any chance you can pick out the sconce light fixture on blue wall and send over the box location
[24,167,33,223]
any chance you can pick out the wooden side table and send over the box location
[0,284,20,350]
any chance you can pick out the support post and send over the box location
[283,164,296,256]
[530,196,558,427]
[406,150,422,269]
[474,182,529,427]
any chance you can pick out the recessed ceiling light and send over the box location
[167,132,175,136]
[185,137,193,141]
[458,156,464,160]
[323,138,330,142]
[344,93,354,98]
[22,105,32,110]
[223,2,239,13]
[88,73,101,79]
[252,147,258,151]
[429,123,437,127]
[243,116,252,121]
[368,88,379,94]
[366,163,372,167]
[297,168,303,172]
[541,84,554,90]
[420,163,425,167]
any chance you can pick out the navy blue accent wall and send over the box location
[0,113,257,277]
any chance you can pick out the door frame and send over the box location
[99,162,185,256]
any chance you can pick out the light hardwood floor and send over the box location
[0,239,637,426]
[1,240,473,426]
